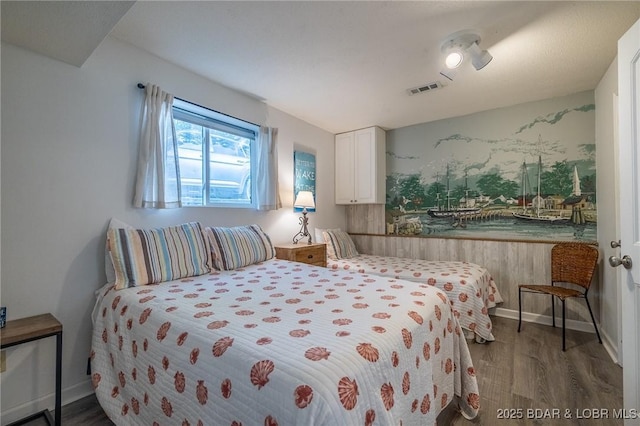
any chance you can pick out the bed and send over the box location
[319,229,503,342]
[92,222,480,425]
[91,223,479,426]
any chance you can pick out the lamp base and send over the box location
[292,211,312,244]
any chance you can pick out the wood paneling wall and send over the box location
[346,205,602,324]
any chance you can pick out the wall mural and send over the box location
[385,91,596,242]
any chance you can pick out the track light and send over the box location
[440,30,492,80]
[467,41,493,70]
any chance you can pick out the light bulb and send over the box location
[445,51,463,69]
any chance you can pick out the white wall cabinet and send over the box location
[335,126,386,204]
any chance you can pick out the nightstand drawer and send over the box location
[292,246,323,263]
[274,243,327,267]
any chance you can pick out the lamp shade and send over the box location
[294,191,315,209]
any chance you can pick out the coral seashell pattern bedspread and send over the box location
[327,255,503,342]
[91,259,479,425]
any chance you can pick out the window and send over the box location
[173,99,258,207]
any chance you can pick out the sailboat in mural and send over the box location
[427,165,481,218]
[512,153,569,223]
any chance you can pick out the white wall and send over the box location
[595,56,621,363]
[0,37,345,423]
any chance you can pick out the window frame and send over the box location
[172,99,259,208]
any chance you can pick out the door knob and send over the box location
[611,240,621,248]
[609,255,632,269]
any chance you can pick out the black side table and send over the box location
[1,313,63,426]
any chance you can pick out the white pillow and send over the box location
[104,218,133,284]
[314,227,328,244]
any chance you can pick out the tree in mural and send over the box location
[398,174,426,210]
[386,174,402,202]
[540,160,573,196]
[425,180,446,208]
[501,179,520,199]
[451,184,470,206]
[581,172,596,203]
[476,173,519,198]
[581,173,595,193]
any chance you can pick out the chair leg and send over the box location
[562,299,566,351]
[518,286,522,332]
[584,296,603,344]
[551,294,556,328]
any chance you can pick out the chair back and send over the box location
[551,243,599,291]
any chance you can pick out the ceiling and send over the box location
[3,1,640,134]
[1,1,134,67]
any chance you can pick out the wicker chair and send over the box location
[517,243,601,351]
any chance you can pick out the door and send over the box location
[617,17,640,421]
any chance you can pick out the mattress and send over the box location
[91,258,479,425]
[328,255,503,342]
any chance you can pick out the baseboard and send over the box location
[494,308,622,364]
[599,328,621,366]
[494,307,598,334]
[0,379,94,425]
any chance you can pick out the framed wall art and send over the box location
[293,150,316,212]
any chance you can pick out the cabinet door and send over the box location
[353,128,376,203]
[353,127,385,204]
[335,132,355,204]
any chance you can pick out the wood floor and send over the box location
[40,317,622,425]
[449,317,623,425]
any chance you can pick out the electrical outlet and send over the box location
[0,351,5,373]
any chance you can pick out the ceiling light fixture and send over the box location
[439,30,493,80]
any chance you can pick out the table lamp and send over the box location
[292,191,315,244]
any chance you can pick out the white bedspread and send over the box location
[91,259,479,425]
[328,255,503,342]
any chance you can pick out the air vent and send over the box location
[407,81,443,95]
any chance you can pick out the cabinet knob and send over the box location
[307,254,313,259]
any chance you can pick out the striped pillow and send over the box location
[108,222,212,290]
[323,229,358,260]
[205,224,275,270]
[105,218,134,284]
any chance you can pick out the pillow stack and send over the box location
[106,220,277,289]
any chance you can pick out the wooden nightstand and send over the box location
[1,313,63,426]
[275,243,327,267]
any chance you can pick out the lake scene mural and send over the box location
[385,91,596,242]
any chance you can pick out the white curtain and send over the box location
[255,126,281,211]
[133,84,181,209]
